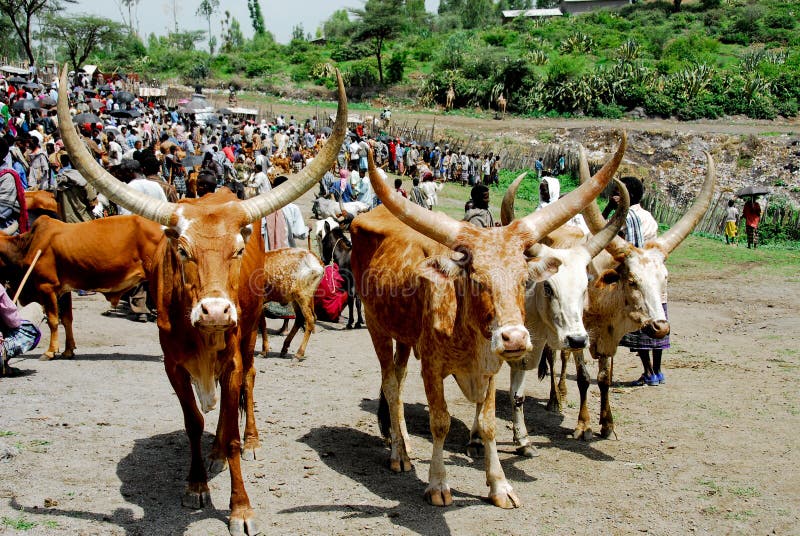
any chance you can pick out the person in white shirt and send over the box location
[418,172,442,209]
[106,132,123,168]
[273,176,308,247]
[249,164,270,196]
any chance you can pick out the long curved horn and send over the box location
[654,151,716,254]
[240,71,347,222]
[578,144,633,258]
[500,172,526,225]
[368,151,463,248]
[57,66,176,225]
[518,132,627,247]
[584,178,629,258]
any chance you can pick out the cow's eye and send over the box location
[233,247,245,258]
[177,247,192,261]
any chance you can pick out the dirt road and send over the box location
[0,231,798,536]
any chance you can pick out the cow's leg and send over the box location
[345,291,355,330]
[292,299,315,359]
[59,293,76,358]
[165,363,211,509]
[558,350,569,401]
[393,342,412,457]
[278,318,290,336]
[509,364,537,457]
[281,303,304,358]
[219,367,259,536]
[39,291,60,360]
[421,367,452,507]
[467,403,484,458]
[544,347,562,413]
[373,330,412,473]
[475,375,520,509]
[598,353,616,438]
[354,295,364,329]
[573,350,593,441]
[258,315,268,356]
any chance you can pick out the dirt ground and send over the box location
[1,115,799,535]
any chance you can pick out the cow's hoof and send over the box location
[182,484,212,509]
[241,444,261,461]
[39,352,56,361]
[515,444,539,458]
[488,490,521,509]
[466,440,484,458]
[229,508,260,536]
[573,427,593,441]
[600,424,615,439]
[545,398,562,413]
[424,485,452,507]
[208,457,228,473]
[389,457,413,473]
[61,350,76,360]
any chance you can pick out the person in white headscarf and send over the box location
[538,175,590,236]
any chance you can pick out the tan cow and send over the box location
[351,135,625,509]
[256,248,324,359]
[496,94,507,119]
[58,67,348,535]
[445,85,455,110]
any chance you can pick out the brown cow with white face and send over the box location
[351,135,625,509]
[58,67,348,535]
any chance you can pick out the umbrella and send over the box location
[205,117,222,126]
[73,112,101,124]
[110,109,141,119]
[321,126,333,135]
[11,99,40,112]
[83,89,97,96]
[22,82,43,91]
[181,154,204,167]
[735,185,770,198]
[38,96,57,108]
[96,84,113,92]
[116,91,135,104]
[89,98,104,111]
[217,107,233,115]
[7,76,27,84]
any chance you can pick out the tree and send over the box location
[220,10,244,53]
[114,0,140,35]
[41,14,125,72]
[673,0,682,12]
[438,0,464,14]
[196,0,219,51]
[0,0,74,67]
[350,0,405,85]
[291,24,306,42]
[462,0,495,29]
[167,30,206,51]
[497,0,532,9]
[247,0,265,36]
[321,9,353,41]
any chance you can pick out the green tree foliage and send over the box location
[292,24,306,42]
[196,0,219,51]
[41,14,126,71]
[0,0,75,66]
[220,11,245,53]
[462,0,496,29]
[350,0,405,85]
[248,0,266,36]
[321,9,353,41]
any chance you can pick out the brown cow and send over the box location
[445,85,455,110]
[256,248,324,359]
[0,215,163,359]
[24,190,58,223]
[351,136,624,509]
[58,67,348,535]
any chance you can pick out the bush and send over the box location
[643,91,676,117]
[345,60,379,87]
[591,102,625,118]
[482,29,516,47]
[386,51,406,84]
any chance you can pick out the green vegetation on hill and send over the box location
[78,0,799,120]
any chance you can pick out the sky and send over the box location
[68,0,442,45]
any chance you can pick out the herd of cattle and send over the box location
[0,67,715,535]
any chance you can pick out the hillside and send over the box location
[89,0,800,121]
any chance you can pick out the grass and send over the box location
[1,516,36,530]
[729,486,761,498]
[668,234,800,277]
[0,431,16,437]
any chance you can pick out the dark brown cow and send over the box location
[351,136,625,508]
[58,67,348,535]
[0,215,162,358]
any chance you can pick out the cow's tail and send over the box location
[538,346,553,381]
[377,389,391,439]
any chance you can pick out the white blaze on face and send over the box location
[630,249,669,323]
[531,248,591,349]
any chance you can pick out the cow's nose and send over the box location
[193,297,237,328]
[500,325,530,353]
[566,335,588,349]
[644,320,670,339]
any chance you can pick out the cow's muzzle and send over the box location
[642,320,670,339]
[565,334,588,350]
[191,297,238,329]
[492,325,532,360]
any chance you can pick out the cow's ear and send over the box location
[324,221,331,233]
[527,256,561,283]
[597,269,620,286]
[416,256,459,337]
[241,224,252,243]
